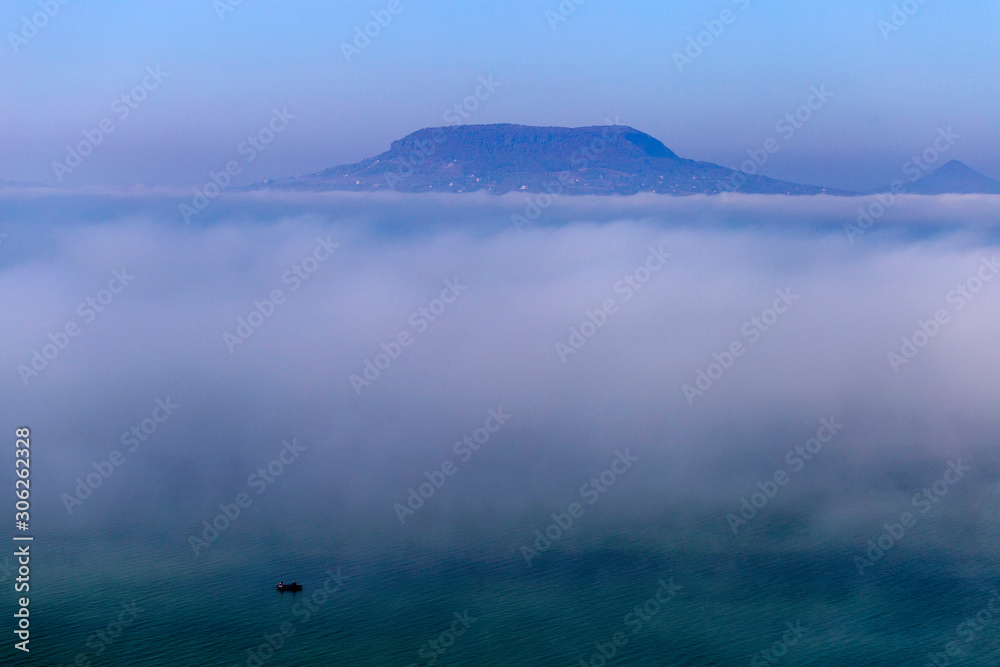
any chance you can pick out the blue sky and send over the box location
[1,0,997,190]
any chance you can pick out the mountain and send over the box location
[255,124,850,196]
[902,160,1000,195]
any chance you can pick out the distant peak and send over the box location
[903,158,1000,195]
[938,159,971,170]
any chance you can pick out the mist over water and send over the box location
[3,190,1000,665]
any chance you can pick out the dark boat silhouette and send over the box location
[276,581,302,592]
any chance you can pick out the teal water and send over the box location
[8,519,1000,666]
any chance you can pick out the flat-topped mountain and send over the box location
[903,160,1000,195]
[256,124,848,196]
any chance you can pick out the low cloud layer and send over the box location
[2,191,999,561]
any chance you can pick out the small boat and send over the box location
[276,581,302,592]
